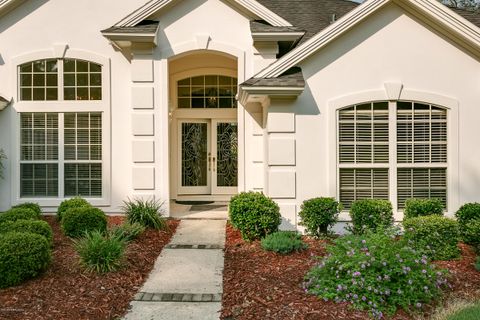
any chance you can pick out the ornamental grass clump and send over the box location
[261,231,307,255]
[299,197,342,238]
[304,228,449,318]
[121,198,167,230]
[108,222,145,242]
[229,192,281,241]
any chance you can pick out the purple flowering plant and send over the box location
[304,227,449,318]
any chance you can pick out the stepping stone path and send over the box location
[124,219,226,320]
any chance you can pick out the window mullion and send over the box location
[58,59,64,101]
[58,113,65,198]
[388,101,398,212]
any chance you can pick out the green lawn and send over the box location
[447,302,480,320]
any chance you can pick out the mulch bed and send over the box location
[0,216,178,320]
[221,224,480,320]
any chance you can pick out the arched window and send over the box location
[19,58,102,101]
[338,101,447,210]
[177,75,237,108]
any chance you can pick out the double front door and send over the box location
[178,119,238,195]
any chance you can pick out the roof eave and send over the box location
[252,31,305,42]
[238,85,304,106]
[101,32,158,49]
[0,0,25,18]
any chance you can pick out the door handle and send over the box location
[212,157,216,172]
[208,153,211,171]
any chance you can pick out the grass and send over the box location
[447,302,480,320]
[428,299,480,320]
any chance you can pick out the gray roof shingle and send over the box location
[242,67,305,88]
[250,20,304,33]
[102,20,159,34]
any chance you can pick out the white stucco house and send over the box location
[1,0,480,229]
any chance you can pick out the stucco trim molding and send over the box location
[256,0,480,78]
[115,0,292,28]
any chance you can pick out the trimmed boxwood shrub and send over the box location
[11,202,42,216]
[403,198,443,220]
[403,215,460,260]
[61,207,107,238]
[348,199,393,235]
[261,231,307,254]
[57,197,92,221]
[0,232,51,288]
[0,208,40,224]
[455,203,480,227]
[299,197,342,238]
[462,219,480,247]
[229,192,281,241]
[0,219,53,246]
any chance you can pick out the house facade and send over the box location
[1,0,480,230]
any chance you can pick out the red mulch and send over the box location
[0,216,178,320]
[221,224,480,320]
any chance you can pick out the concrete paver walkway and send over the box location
[124,217,226,320]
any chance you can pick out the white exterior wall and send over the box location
[266,3,480,227]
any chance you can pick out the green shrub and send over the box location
[299,197,342,238]
[456,203,480,227]
[403,216,460,260]
[403,198,444,220]
[0,208,40,224]
[462,219,480,247]
[348,199,393,235]
[261,231,307,254]
[121,198,167,230]
[229,192,281,241]
[476,257,480,272]
[74,230,126,273]
[61,207,107,238]
[109,222,145,242]
[11,202,42,216]
[57,197,91,221]
[0,232,51,288]
[0,219,53,246]
[304,228,448,317]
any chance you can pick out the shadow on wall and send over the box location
[0,0,49,34]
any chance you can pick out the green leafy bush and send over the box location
[229,192,281,241]
[0,219,53,246]
[121,198,167,230]
[299,197,342,237]
[304,228,448,317]
[0,232,51,288]
[403,198,444,220]
[403,216,460,260]
[61,207,107,238]
[348,199,394,235]
[462,219,480,247]
[0,207,40,224]
[261,231,307,254]
[11,202,42,216]
[109,222,145,242]
[74,230,126,273]
[455,203,480,227]
[57,197,91,221]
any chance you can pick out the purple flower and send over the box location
[362,296,367,301]
[416,303,422,308]
[422,269,427,274]
[362,240,367,244]
[353,271,361,277]
[361,264,366,269]
[353,294,358,299]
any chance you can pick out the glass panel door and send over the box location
[212,120,238,194]
[178,121,210,194]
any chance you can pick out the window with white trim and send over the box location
[18,58,104,199]
[177,75,237,108]
[338,101,447,210]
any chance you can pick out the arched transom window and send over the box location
[19,58,102,101]
[177,75,237,108]
[338,101,448,210]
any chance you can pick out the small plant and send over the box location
[74,230,126,273]
[121,198,167,230]
[0,149,6,180]
[61,207,107,238]
[299,197,342,238]
[229,192,281,241]
[57,197,92,221]
[0,232,51,288]
[0,207,40,224]
[476,257,480,272]
[109,222,145,242]
[462,219,480,247]
[11,202,42,216]
[348,199,393,235]
[0,219,53,246]
[456,203,480,244]
[403,198,444,220]
[403,216,460,260]
[261,231,307,254]
[304,228,448,317]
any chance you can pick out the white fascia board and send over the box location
[102,33,157,47]
[115,0,292,27]
[252,32,305,42]
[238,85,304,105]
[256,0,480,78]
[0,0,25,17]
